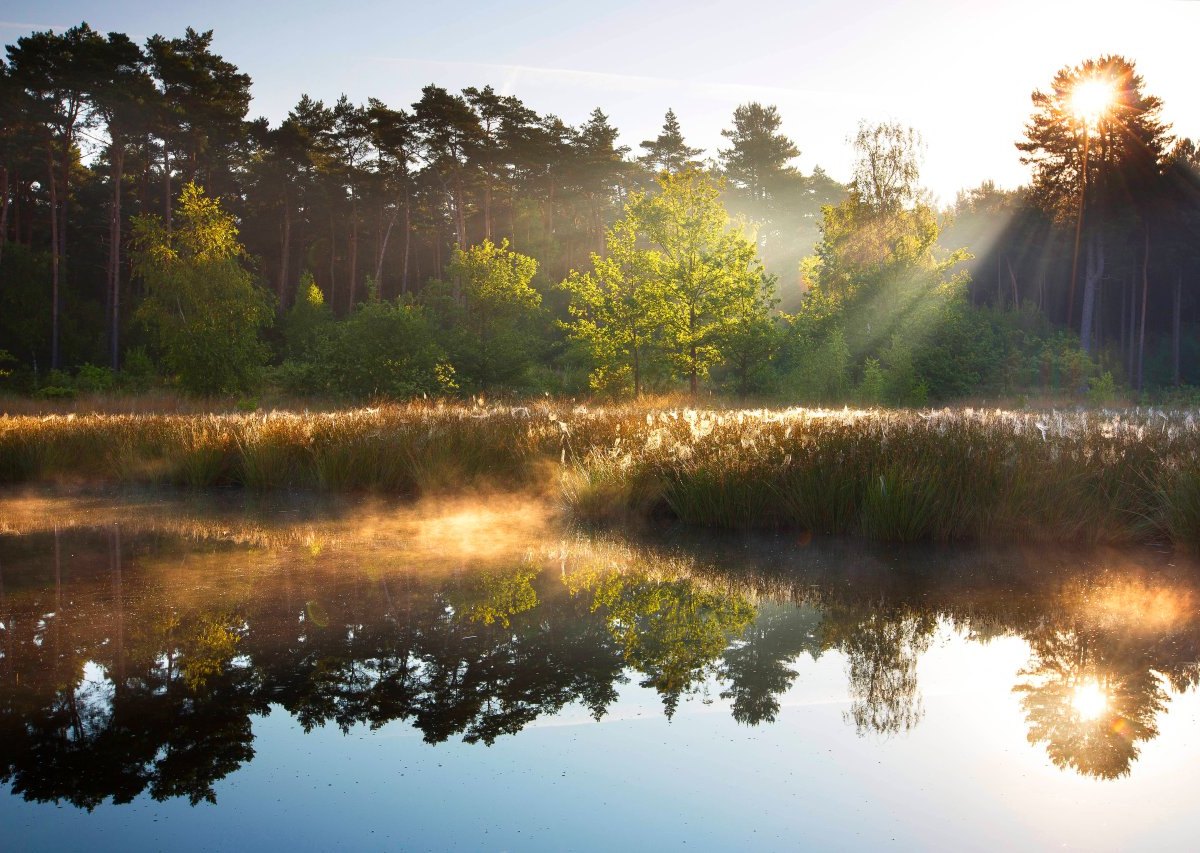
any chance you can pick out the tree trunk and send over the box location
[375,195,400,295]
[1137,226,1150,392]
[46,144,61,371]
[1079,232,1103,357]
[689,306,698,395]
[402,195,411,295]
[633,342,641,398]
[163,143,172,231]
[109,146,125,370]
[0,164,9,268]
[328,215,338,314]
[349,191,359,310]
[508,185,517,247]
[1127,268,1137,384]
[1173,271,1182,387]
[453,172,467,249]
[483,174,493,241]
[279,197,291,314]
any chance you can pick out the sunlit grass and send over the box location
[4,401,1200,547]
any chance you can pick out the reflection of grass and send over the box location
[6,403,1200,546]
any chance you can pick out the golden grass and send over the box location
[4,400,1200,547]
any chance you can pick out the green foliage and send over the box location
[426,239,543,390]
[580,568,755,716]
[132,183,272,395]
[1088,371,1119,405]
[120,346,158,392]
[281,298,453,400]
[75,363,116,393]
[779,326,851,402]
[858,358,885,404]
[448,563,540,628]
[0,245,51,373]
[281,271,333,362]
[561,217,664,397]
[562,170,775,396]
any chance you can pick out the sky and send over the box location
[3,0,1198,204]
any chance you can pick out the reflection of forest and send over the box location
[2,517,1199,810]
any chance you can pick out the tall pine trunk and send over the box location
[402,195,411,295]
[375,199,398,296]
[348,190,359,310]
[1079,232,1103,357]
[279,194,291,314]
[0,164,9,267]
[109,146,125,369]
[1137,226,1150,391]
[1173,271,1182,387]
[46,144,60,370]
[162,144,172,231]
[1126,268,1137,383]
[328,215,338,314]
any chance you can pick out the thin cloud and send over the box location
[0,21,67,32]
[369,55,849,105]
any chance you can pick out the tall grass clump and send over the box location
[1156,458,1200,554]
[6,400,1200,550]
[563,405,1200,549]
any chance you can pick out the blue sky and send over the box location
[4,0,1198,202]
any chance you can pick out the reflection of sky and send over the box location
[7,0,1199,203]
[5,626,1200,851]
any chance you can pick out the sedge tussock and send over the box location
[4,402,1200,548]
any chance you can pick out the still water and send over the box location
[2,490,1199,851]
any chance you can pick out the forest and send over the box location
[2,23,1199,403]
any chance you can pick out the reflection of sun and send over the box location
[1071,680,1108,721]
[1070,78,1115,126]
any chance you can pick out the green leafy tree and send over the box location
[560,217,662,396]
[563,171,773,396]
[281,271,332,361]
[132,182,271,394]
[427,239,542,388]
[631,170,772,393]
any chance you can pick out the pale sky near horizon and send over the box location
[4,0,1197,204]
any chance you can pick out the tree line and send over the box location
[1,23,1198,400]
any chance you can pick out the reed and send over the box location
[4,401,1200,549]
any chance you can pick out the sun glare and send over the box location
[1069,78,1115,126]
[1071,680,1109,721]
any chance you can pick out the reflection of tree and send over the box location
[577,569,755,717]
[5,522,1200,811]
[824,608,935,736]
[719,602,823,724]
[1014,629,1168,779]
[444,562,539,627]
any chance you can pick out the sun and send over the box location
[1071,679,1109,721]
[1069,78,1116,126]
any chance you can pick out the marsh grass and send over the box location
[5,401,1200,548]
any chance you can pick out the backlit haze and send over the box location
[5,0,1198,203]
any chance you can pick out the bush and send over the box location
[282,299,454,400]
[76,364,116,393]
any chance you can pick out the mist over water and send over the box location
[2,490,1200,850]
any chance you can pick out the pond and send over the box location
[2,490,1199,851]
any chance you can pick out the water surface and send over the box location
[2,490,1199,851]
